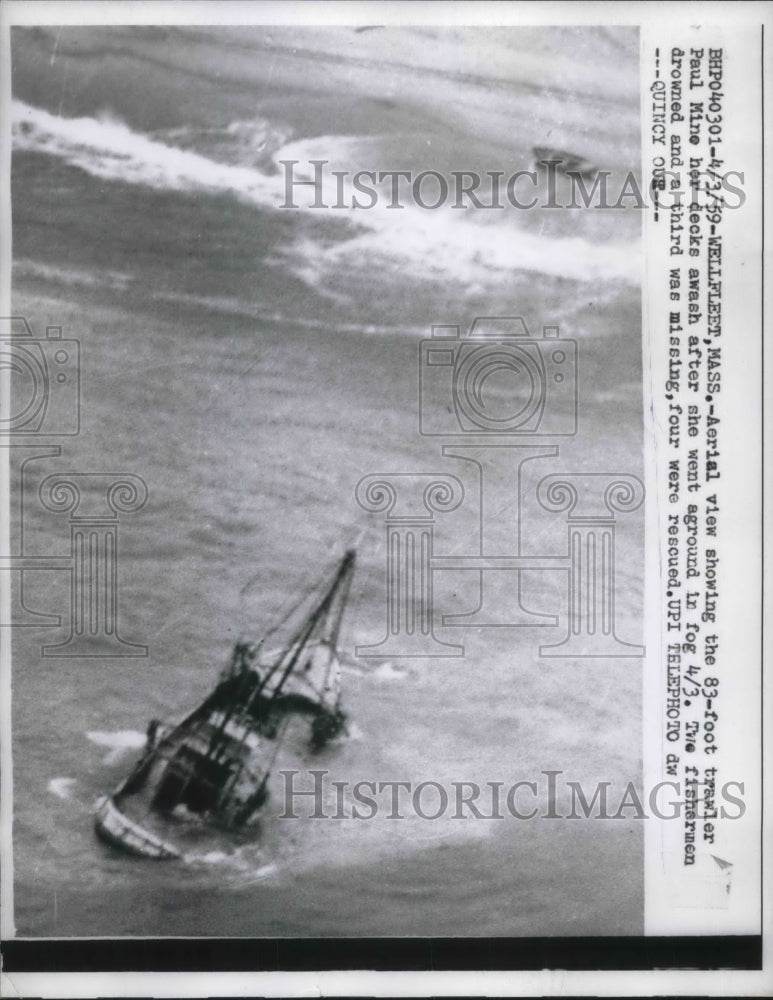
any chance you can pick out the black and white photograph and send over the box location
[0,2,767,995]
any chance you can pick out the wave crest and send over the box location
[13,100,640,291]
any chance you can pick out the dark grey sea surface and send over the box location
[9,25,644,937]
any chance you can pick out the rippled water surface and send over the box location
[10,25,644,937]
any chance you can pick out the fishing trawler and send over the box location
[94,549,356,860]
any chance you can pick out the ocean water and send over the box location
[8,25,644,938]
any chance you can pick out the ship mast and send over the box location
[207,549,355,766]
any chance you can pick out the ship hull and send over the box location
[94,794,181,860]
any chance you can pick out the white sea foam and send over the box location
[14,258,134,291]
[48,777,77,800]
[371,661,409,682]
[277,133,641,287]
[13,100,285,207]
[344,721,365,741]
[86,729,147,747]
[153,117,292,169]
[238,862,280,885]
[13,100,640,292]
[86,729,147,763]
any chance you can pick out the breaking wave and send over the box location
[48,777,77,800]
[13,99,640,291]
[13,100,286,207]
[86,729,147,764]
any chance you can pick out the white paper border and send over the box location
[0,1,770,997]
